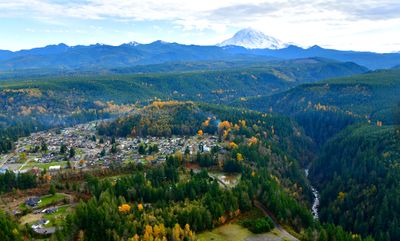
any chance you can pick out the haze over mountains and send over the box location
[0,28,400,71]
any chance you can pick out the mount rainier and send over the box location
[218,28,288,49]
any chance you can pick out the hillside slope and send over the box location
[0,59,368,126]
[237,69,400,144]
[98,101,316,165]
[310,124,400,241]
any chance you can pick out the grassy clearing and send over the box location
[19,213,42,225]
[198,209,291,241]
[198,224,286,241]
[198,224,252,241]
[38,193,68,208]
[102,173,131,182]
[23,161,68,170]
[208,171,241,188]
[42,205,70,220]
[44,205,72,227]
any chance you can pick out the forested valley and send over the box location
[0,62,399,241]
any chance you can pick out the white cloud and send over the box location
[0,0,399,52]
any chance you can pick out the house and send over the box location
[42,207,57,214]
[32,227,56,235]
[25,197,41,207]
[198,142,210,152]
[203,145,211,153]
[48,165,61,172]
[31,219,49,229]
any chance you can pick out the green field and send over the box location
[43,205,72,227]
[38,193,69,208]
[23,161,69,170]
[197,224,285,241]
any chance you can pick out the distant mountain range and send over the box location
[1,29,400,71]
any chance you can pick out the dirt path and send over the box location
[254,201,299,241]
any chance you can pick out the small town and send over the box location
[0,121,235,237]
[0,121,220,174]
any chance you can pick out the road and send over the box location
[18,158,31,171]
[254,200,299,241]
[0,154,12,169]
[208,174,228,188]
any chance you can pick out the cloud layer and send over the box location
[1,0,399,52]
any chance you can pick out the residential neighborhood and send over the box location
[0,121,220,174]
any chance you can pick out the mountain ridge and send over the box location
[1,36,400,70]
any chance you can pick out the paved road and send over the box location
[18,159,31,171]
[254,200,299,241]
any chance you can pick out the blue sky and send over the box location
[0,0,399,52]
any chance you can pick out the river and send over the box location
[305,168,320,219]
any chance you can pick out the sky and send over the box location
[0,0,399,52]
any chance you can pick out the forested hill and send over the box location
[0,59,368,125]
[239,69,400,122]
[108,57,368,81]
[0,57,367,80]
[236,69,400,145]
[98,101,316,165]
[310,124,400,241]
[0,59,366,154]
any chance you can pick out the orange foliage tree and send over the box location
[118,204,131,213]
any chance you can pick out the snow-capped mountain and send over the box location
[124,41,140,46]
[218,28,288,49]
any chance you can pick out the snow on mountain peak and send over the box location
[126,41,140,46]
[218,28,288,49]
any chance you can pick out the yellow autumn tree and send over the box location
[229,142,238,149]
[171,223,195,241]
[338,191,346,201]
[130,234,139,241]
[222,129,230,140]
[158,224,167,238]
[151,101,180,108]
[143,225,153,241]
[175,151,183,164]
[218,120,231,130]
[154,224,161,238]
[172,223,182,241]
[236,153,244,161]
[184,224,193,240]
[248,136,258,146]
[118,204,131,213]
[202,118,210,127]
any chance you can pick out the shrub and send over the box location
[242,216,274,234]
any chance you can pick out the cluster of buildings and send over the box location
[0,121,220,173]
